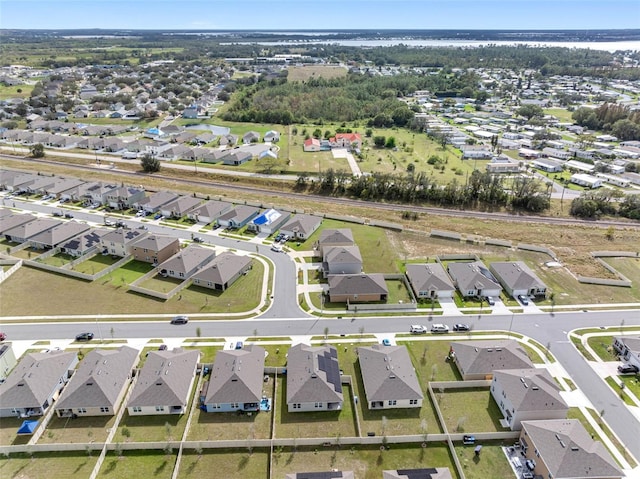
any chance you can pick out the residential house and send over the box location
[217,205,260,229]
[219,134,238,146]
[358,344,423,410]
[565,160,595,173]
[327,273,388,303]
[486,156,521,174]
[461,145,492,159]
[1,172,38,192]
[187,200,233,225]
[0,351,78,418]
[201,345,265,413]
[447,261,502,298]
[43,178,85,198]
[287,344,343,412]
[25,176,56,195]
[263,130,280,142]
[279,214,322,240]
[182,106,198,119]
[491,368,568,430]
[383,469,453,479]
[29,221,91,250]
[570,173,602,188]
[303,138,322,152]
[3,217,61,243]
[192,251,253,291]
[0,342,17,382]
[519,420,622,479]
[105,185,146,210]
[323,245,363,277]
[330,133,362,151]
[612,336,640,371]
[450,340,534,380]
[222,150,252,166]
[59,181,96,202]
[127,348,201,416]
[131,234,180,265]
[490,262,547,299]
[406,263,456,299]
[100,228,147,257]
[242,131,260,144]
[159,195,202,219]
[55,346,138,418]
[158,245,215,279]
[533,158,564,173]
[247,208,291,235]
[86,182,119,205]
[136,191,179,214]
[316,228,355,256]
[0,212,36,235]
[60,228,110,258]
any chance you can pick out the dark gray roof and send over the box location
[521,420,622,479]
[447,261,501,292]
[191,251,252,285]
[0,351,78,409]
[100,228,146,245]
[323,245,362,265]
[29,221,91,247]
[490,262,546,291]
[56,346,138,410]
[357,345,423,402]
[451,340,533,377]
[383,468,453,479]
[205,346,265,404]
[189,200,233,219]
[318,228,354,246]
[493,368,567,413]
[406,263,455,293]
[286,344,343,405]
[285,472,355,479]
[61,228,110,252]
[328,274,388,296]
[280,214,322,236]
[0,213,36,235]
[158,245,215,275]
[127,348,200,408]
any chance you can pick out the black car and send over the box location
[170,315,189,325]
[618,364,639,374]
[453,324,470,332]
[75,332,94,341]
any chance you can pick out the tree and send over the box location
[373,136,386,148]
[385,136,396,149]
[30,143,45,158]
[140,153,160,173]
[516,104,544,121]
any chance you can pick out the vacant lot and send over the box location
[287,65,349,82]
[97,450,176,479]
[271,444,459,479]
[177,449,269,479]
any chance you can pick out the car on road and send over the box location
[75,332,94,341]
[453,324,470,332]
[382,339,392,346]
[410,325,427,334]
[271,244,282,252]
[235,341,244,350]
[518,295,530,306]
[53,211,64,217]
[64,213,74,219]
[193,236,204,243]
[0,332,6,341]
[617,364,639,375]
[158,344,168,351]
[170,315,189,325]
[430,324,450,333]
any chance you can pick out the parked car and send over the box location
[382,339,391,346]
[430,324,450,333]
[53,211,64,217]
[235,341,244,350]
[64,213,74,219]
[136,210,147,217]
[618,364,639,374]
[453,324,470,332]
[410,325,427,334]
[462,435,475,445]
[193,236,204,243]
[0,332,6,341]
[518,295,529,306]
[158,344,168,351]
[154,213,163,220]
[170,315,189,325]
[75,332,94,341]
[485,296,496,306]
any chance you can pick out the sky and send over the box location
[1,0,639,30]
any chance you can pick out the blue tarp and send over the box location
[252,208,281,226]
[17,420,38,435]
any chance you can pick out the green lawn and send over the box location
[38,252,75,267]
[39,414,117,444]
[586,335,618,361]
[109,260,155,284]
[116,411,188,443]
[271,444,459,479]
[454,441,515,479]
[0,416,33,446]
[436,388,508,433]
[71,254,120,274]
[602,257,640,288]
[177,449,269,479]
[0,452,98,479]
[97,450,176,479]
[0,83,34,100]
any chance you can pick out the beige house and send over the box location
[328,273,388,303]
[191,251,253,291]
[131,234,180,265]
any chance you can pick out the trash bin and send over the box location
[474,445,483,456]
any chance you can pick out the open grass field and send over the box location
[271,444,459,479]
[603,256,640,286]
[0,258,264,316]
[97,450,176,479]
[436,388,509,433]
[0,452,98,479]
[0,83,34,100]
[544,108,575,123]
[286,65,349,82]
[39,414,117,444]
[177,449,269,479]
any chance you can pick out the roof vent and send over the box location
[487,348,493,352]
[532,386,539,391]
[571,446,579,451]
[311,373,318,378]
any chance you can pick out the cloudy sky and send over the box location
[2,0,638,30]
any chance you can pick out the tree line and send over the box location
[572,103,640,141]
[570,190,640,220]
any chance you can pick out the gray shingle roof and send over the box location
[358,345,423,403]
[191,251,252,285]
[317,228,354,247]
[280,214,322,236]
[286,344,343,405]
[493,368,567,412]
[0,213,36,235]
[205,346,265,404]
[406,263,455,293]
[521,420,622,479]
[189,200,233,220]
[447,261,501,293]
[383,468,453,479]
[614,335,640,354]
[29,221,91,247]
[490,261,546,291]
[131,233,178,252]
[158,245,215,276]
[0,351,77,409]
[127,348,200,408]
[56,346,138,410]
[323,245,362,265]
[3,217,61,240]
[451,340,533,377]
[328,274,388,296]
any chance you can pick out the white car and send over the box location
[410,325,427,334]
[430,324,450,333]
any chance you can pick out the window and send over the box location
[132,407,142,413]
[179,272,184,278]
[155,406,164,412]
[293,403,301,409]
[388,400,397,406]
[315,402,323,408]
[231,403,239,409]
[100,407,109,413]
[77,408,87,414]
[409,399,418,405]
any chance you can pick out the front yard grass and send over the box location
[587,335,618,361]
[271,444,459,479]
[454,440,515,479]
[177,449,269,479]
[97,450,176,479]
[39,414,117,444]
[0,452,98,479]
[436,388,508,433]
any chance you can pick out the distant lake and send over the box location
[185,124,229,135]
[221,39,640,52]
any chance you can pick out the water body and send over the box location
[185,124,230,135]
[221,39,640,52]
